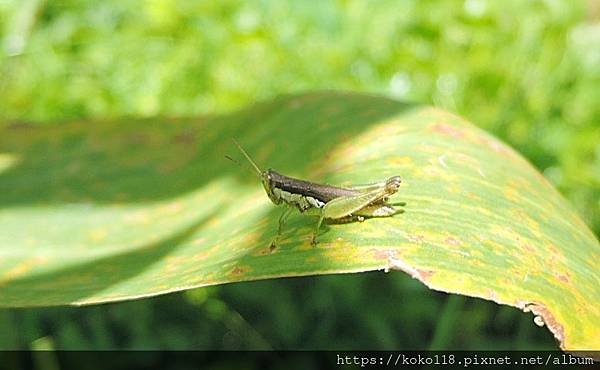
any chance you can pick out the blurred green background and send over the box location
[0,0,598,351]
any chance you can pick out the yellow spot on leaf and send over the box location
[0,257,47,284]
[89,229,107,241]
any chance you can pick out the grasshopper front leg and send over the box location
[271,206,294,248]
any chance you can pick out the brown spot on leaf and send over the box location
[191,251,210,261]
[521,242,535,253]
[445,237,462,246]
[408,234,425,244]
[486,288,499,302]
[431,123,463,138]
[466,191,480,200]
[482,137,504,153]
[371,249,398,260]
[556,273,569,284]
[417,269,436,280]
[382,254,436,283]
[192,237,206,246]
[230,266,248,276]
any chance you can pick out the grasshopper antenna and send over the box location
[232,139,262,177]
[225,154,259,177]
[225,155,241,166]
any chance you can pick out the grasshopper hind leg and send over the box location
[355,204,401,218]
[311,203,404,246]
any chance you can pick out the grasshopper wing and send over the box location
[322,188,388,219]
[347,181,387,193]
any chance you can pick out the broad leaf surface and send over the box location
[0,93,598,350]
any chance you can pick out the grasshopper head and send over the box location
[231,140,281,205]
[261,169,281,205]
[384,176,402,194]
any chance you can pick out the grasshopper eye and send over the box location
[264,172,274,187]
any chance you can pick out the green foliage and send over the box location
[0,0,598,352]
[1,0,597,238]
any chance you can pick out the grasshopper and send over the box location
[232,141,403,246]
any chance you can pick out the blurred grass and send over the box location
[0,0,598,351]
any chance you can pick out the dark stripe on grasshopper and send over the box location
[267,170,358,204]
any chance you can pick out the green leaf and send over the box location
[0,92,598,351]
